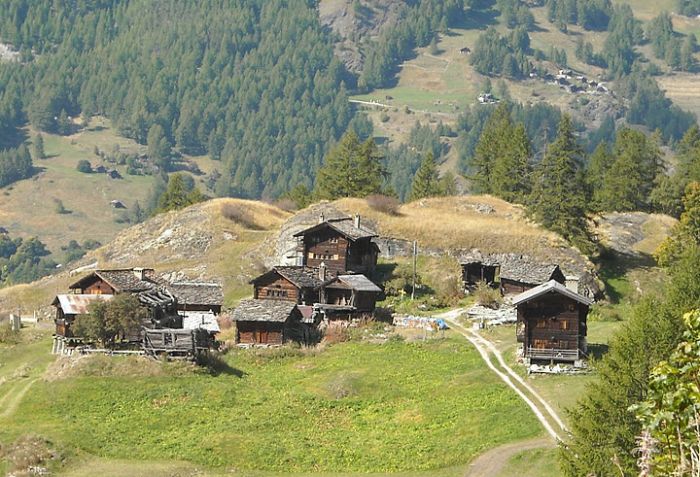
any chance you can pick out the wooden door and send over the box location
[258,328,269,344]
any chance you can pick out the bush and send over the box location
[0,322,19,344]
[473,281,502,309]
[221,203,261,229]
[76,159,92,173]
[380,112,390,123]
[0,435,61,475]
[366,194,400,215]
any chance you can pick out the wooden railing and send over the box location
[526,347,580,361]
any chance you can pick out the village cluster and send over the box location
[52,213,594,366]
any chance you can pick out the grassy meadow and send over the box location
[0,333,543,475]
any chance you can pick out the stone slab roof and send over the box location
[167,282,223,306]
[330,274,382,292]
[293,217,377,241]
[52,294,114,315]
[512,280,593,306]
[232,299,299,323]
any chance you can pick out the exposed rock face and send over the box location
[594,212,676,256]
[318,0,404,73]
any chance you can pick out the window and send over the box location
[308,252,314,259]
[329,237,339,244]
[561,320,569,330]
[535,319,547,329]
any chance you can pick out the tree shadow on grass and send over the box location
[586,343,610,361]
[596,247,657,304]
[199,352,247,378]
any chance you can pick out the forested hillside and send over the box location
[0,0,352,198]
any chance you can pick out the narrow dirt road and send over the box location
[434,309,566,476]
[463,437,553,477]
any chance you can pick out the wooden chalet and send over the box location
[52,294,113,337]
[293,215,379,274]
[250,266,328,304]
[499,259,565,295]
[322,274,382,312]
[231,299,305,345]
[513,280,591,364]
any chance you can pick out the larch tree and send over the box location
[655,182,700,267]
[491,122,532,203]
[529,115,590,247]
[409,152,441,201]
[147,124,172,172]
[471,103,512,193]
[314,131,385,200]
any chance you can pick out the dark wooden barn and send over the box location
[499,260,566,295]
[231,299,305,345]
[322,274,382,312]
[167,282,223,314]
[250,266,327,304]
[513,280,592,363]
[293,215,379,274]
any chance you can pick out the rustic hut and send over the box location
[251,266,327,304]
[459,251,500,288]
[322,274,382,312]
[293,215,379,274]
[512,280,592,364]
[499,258,565,294]
[231,299,304,345]
[52,294,114,337]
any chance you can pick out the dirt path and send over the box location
[463,437,553,477]
[0,378,37,418]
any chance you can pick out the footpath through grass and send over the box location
[1,335,541,474]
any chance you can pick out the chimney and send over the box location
[354,214,360,229]
[318,212,325,224]
[133,267,146,281]
[319,262,327,281]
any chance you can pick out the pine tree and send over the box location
[491,123,532,203]
[410,152,441,201]
[587,141,612,210]
[471,103,512,193]
[529,115,590,247]
[656,182,700,266]
[314,131,386,200]
[156,173,204,213]
[147,124,172,172]
[597,128,661,212]
[32,134,46,160]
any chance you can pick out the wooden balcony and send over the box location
[526,347,580,362]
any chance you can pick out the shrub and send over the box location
[272,198,297,212]
[53,198,70,214]
[323,323,350,344]
[473,281,502,309]
[380,112,390,123]
[0,322,19,344]
[0,435,61,475]
[221,203,261,229]
[76,159,92,173]
[366,194,400,215]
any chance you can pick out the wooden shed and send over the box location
[459,251,500,288]
[167,282,223,314]
[512,280,592,363]
[293,215,379,274]
[232,299,304,345]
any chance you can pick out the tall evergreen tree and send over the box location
[314,131,386,200]
[409,152,441,201]
[32,134,45,160]
[147,124,172,172]
[491,123,532,203]
[471,103,512,193]
[587,141,612,209]
[529,115,590,248]
[596,128,662,212]
[156,173,204,213]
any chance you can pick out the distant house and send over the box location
[499,260,565,295]
[110,200,126,209]
[513,280,592,364]
[293,215,379,274]
[250,266,328,304]
[232,299,305,345]
[107,169,122,179]
[459,47,471,54]
[52,294,113,337]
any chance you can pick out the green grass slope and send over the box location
[0,336,541,475]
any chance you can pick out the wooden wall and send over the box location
[80,278,115,295]
[304,231,349,273]
[462,263,498,285]
[501,278,535,295]
[254,275,299,302]
[237,321,285,345]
